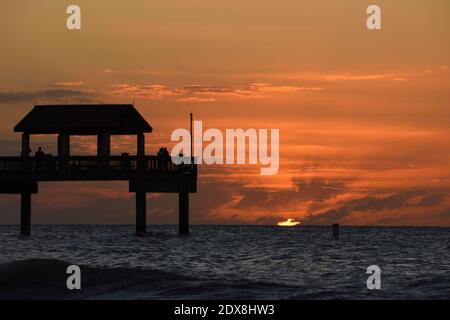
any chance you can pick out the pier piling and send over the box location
[20,192,31,235]
[179,192,189,235]
[136,192,147,235]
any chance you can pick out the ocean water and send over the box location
[0,225,449,300]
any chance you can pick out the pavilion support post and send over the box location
[137,133,146,171]
[97,135,102,156]
[137,133,145,156]
[97,133,111,157]
[21,133,30,157]
[57,134,70,157]
[58,134,70,172]
[136,192,147,235]
[179,192,189,235]
[97,133,111,168]
[20,192,31,236]
[20,133,32,172]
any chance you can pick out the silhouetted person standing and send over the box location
[35,147,44,171]
[157,147,170,170]
[35,147,44,157]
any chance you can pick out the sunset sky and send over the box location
[1,0,449,226]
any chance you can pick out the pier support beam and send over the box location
[136,192,147,234]
[20,192,31,236]
[179,192,189,235]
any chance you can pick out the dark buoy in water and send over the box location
[332,223,340,239]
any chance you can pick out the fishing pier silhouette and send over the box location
[0,105,197,235]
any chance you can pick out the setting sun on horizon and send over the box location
[277,218,301,227]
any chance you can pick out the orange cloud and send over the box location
[177,96,217,103]
[110,84,181,100]
[323,73,410,82]
[53,81,84,87]
[249,82,323,93]
[110,82,323,102]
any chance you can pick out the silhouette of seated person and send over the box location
[157,147,170,170]
[35,147,45,171]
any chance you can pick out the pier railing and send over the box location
[0,155,197,182]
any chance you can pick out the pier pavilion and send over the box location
[0,104,197,235]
